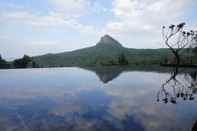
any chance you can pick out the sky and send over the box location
[0,0,197,60]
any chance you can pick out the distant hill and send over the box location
[33,35,176,67]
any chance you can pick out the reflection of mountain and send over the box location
[192,121,197,131]
[157,67,197,104]
[82,66,197,84]
[82,66,124,83]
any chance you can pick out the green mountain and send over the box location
[33,35,174,67]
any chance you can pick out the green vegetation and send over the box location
[14,55,32,68]
[118,53,128,65]
[13,55,39,68]
[33,35,197,67]
[193,47,197,56]
[0,55,10,69]
[0,54,39,69]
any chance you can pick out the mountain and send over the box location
[33,35,173,67]
[96,35,123,48]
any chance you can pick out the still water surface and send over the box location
[0,67,197,131]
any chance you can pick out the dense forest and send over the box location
[0,49,196,69]
[0,55,10,69]
[32,48,197,68]
[0,55,39,69]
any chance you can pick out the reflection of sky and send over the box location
[0,68,197,131]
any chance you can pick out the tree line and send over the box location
[0,55,39,69]
[0,55,10,69]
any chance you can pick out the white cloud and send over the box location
[111,0,191,30]
[0,0,95,29]
[49,0,90,18]
[0,10,99,36]
[28,40,59,46]
[102,0,192,48]
[0,11,66,27]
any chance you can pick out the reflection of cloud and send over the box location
[0,68,102,99]
[1,68,197,131]
[103,72,197,131]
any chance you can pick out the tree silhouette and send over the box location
[0,54,10,69]
[162,23,197,65]
[13,55,32,68]
[191,121,197,131]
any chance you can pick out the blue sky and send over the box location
[0,0,197,60]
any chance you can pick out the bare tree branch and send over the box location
[162,22,196,65]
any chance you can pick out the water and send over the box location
[0,67,197,131]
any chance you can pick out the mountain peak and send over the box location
[97,34,123,48]
[101,34,114,40]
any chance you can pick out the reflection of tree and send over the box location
[157,67,197,104]
[191,121,197,131]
